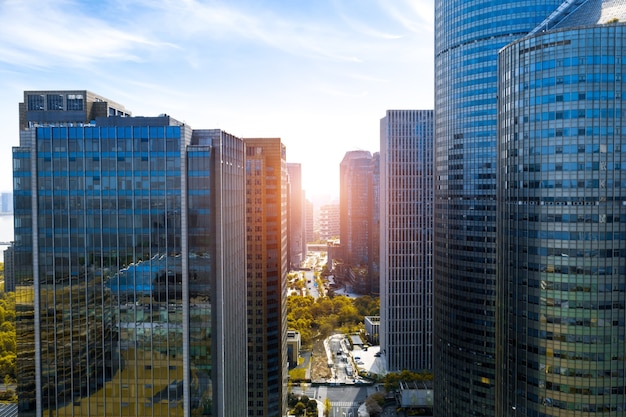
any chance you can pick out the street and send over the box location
[291,384,372,417]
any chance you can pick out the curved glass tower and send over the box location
[497,2,626,415]
[434,2,562,416]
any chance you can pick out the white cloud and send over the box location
[0,0,176,69]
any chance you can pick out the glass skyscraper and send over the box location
[380,110,433,372]
[13,91,248,416]
[434,2,563,416]
[497,2,626,415]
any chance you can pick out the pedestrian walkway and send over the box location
[332,401,360,408]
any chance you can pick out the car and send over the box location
[354,356,360,360]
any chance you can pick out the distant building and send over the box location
[368,153,380,294]
[0,193,13,214]
[13,90,248,416]
[340,150,374,266]
[304,199,315,244]
[244,138,288,417]
[3,244,14,292]
[319,204,339,241]
[380,110,433,372]
[287,163,306,269]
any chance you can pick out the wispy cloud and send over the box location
[0,0,177,69]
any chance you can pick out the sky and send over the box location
[0,0,434,205]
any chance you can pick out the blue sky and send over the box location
[0,0,434,203]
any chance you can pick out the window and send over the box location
[27,94,45,111]
[47,94,63,110]
[67,94,84,111]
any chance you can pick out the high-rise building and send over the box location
[368,152,380,295]
[244,138,288,417]
[434,2,563,416]
[340,150,374,266]
[287,163,306,269]
[319,204,340,241]
[13,90,248,416]
[379,110,434,372]
[3,244,15,292]
[304,199,315,244]
[497,3,626,415]
[0,192,13,213]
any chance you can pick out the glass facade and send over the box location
[13,113,247,416]
[380,110,433,372]
[433,2,563,416]
[244,138,288,417]
[497,22,626,416]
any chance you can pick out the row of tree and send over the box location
[287,294,379,347]
[0,263,17,389]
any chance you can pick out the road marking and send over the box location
[332,401,360,407]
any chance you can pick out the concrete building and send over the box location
[496,2,626,415]
[319,204,339,241]
[380,110,433,372]
[244,138,288,417]
[304,199,315,244]
[13,90,248,416]
[434,2,564,416]
[0,193,13,214]
[340,150,374,266]
[286,330,301,368]
[287,163,306,269]
[364,316,380,345]
[3,244,14,292]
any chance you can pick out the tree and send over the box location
[365,392,385,416]
[324,397,332,417]
[293,402,306,416]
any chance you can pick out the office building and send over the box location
[304,199,315,244]
[0,193,13,214]
[340,150,374,266]
[434,2,563,415]
[287,163,306,269]
[244,138,288,417]
[368,152,380,295]
[379,110,433,372]
[319,204,340,241]
[13,90,248,416]
[3,244,15,292]
[497,3,626,415]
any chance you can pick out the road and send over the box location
[304,269,320,298]
[328,334,358,384]
[291,384,372,417]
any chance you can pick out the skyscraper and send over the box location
[287,163,306,269]
[368,152,381,295]
[379,110,433,372]
[13,90,248,416]
[339,150,379,294]
[319,203,340,241]
[434,3,563,416]
[497,3,626,415]
[244,138,288,417]
[340,150,374,266]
